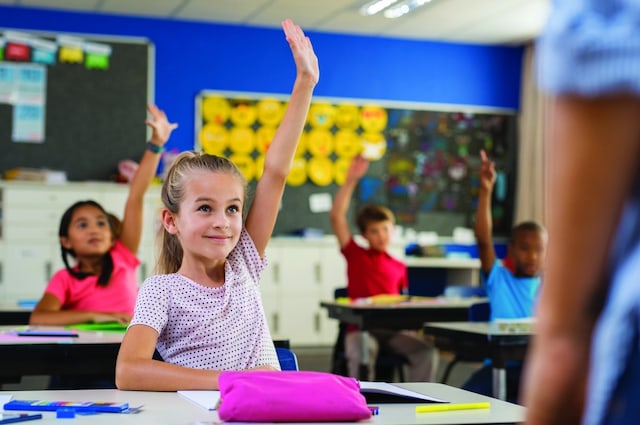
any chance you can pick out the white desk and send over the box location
[423,321,533,401]
[0,383,525,424]
[322,298,488,377]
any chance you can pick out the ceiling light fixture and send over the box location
[383,0,432,18]
[359,0,401,16]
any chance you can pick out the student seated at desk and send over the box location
[329,155,438,383]
[29,104,177,327]
[462,150,547,401]
[115,19,318,391]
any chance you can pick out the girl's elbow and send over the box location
[115,360,138,390]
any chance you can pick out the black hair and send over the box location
[59,200,115,286]
[510,221,547,244]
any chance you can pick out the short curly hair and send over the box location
[355,204,395,233]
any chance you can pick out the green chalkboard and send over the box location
[0,30,152,181]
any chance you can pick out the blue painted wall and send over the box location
[0,5,524,152]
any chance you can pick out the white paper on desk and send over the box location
[178,390,220,410]
[0,395,13,407]
[359,382,446,403]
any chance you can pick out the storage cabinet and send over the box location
[262,239,345,347]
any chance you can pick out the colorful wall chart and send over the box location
[0,29,150,181]
[0,30,113,144]
[195,91,516,237]
[197,93,389,187]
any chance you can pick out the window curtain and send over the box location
[514,43,548,226]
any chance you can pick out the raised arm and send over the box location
[245,19,319,255]
[330,155,369,248]
[474,150,496,275]
[119,104,177,254]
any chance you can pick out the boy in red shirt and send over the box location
[330,155,438,381]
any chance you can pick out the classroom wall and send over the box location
[0,5,524,154]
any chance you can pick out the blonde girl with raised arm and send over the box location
[116,19,318,391]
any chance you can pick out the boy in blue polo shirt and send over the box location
[475,150,547,319]
[463,149,547,400]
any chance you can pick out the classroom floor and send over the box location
[0,347,482,391]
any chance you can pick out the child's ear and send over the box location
[161,209,178,235]
[60,236,72,249]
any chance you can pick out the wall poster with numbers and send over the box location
[195,91,518,238]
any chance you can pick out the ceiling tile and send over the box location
[452,0,550,44]
[175,0,273,23]
[2,0,552,44]
[100,0,183,17]
[18,0,100,12]
[246,0,356,28]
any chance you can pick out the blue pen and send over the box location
[369,406,379,415]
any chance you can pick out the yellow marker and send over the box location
[415,402,490,413]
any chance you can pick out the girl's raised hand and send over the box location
[282,19,319,87]
[146,104,178,146]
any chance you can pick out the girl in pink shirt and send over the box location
[115,19,319,391]
[29,104,178,326]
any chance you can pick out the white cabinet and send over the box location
[262,238,345,347]
[0,181,161,305]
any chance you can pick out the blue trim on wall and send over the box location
[0,5,523,153]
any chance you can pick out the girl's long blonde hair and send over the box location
[155,151,246,274]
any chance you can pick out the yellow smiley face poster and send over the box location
[308,103,335,129]
[199,124,228,155]
[360,105,387,133]
[257,98,284,127]
[287,157,307,186]
[229,127,256,155]
[201,96,231,125]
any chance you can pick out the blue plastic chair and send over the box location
[276,347,299,371]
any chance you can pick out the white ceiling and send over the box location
[0,0,550,45]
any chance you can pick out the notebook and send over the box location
[359,382,447,404]
[177,391,221,411]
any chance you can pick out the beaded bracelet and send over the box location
[146,141,164,154]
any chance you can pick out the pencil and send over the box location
[415,402,490,413]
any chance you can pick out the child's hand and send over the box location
[146,104,178,146]
[479,149,496,191]
[92,312,132,325]
[282,19,319,87]
[347,155,370,182]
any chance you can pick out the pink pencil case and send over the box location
[217,370,372,422]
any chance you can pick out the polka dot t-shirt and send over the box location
[130,228,280,371]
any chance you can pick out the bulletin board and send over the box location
[195,91,517,237]
[0,29,152,181]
